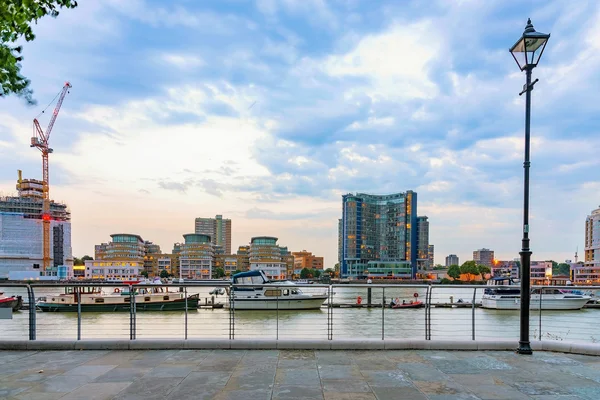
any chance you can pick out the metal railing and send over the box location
[1,282,599,344]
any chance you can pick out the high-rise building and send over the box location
[178,234,214,279]
[0,177,73,279]
[340,191,418,278]
[416,216,429,270]
[143,241,162,276]
[292,250,324,277]
[428,244,434,267]
[445,254,459,267]
[473,248,494,268]
[585,206,600,268]
[249,236,289,280]
[195,215,232,254]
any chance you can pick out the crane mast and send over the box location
[31,82,72,274]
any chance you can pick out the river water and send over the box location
[1,285,598,343]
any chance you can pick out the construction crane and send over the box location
[31,82,72,274]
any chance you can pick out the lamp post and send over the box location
[509,18,550,355]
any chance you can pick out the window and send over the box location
[95,298,104,303]
[264,289,282,297]
[163,296,169,300]
[145,297,151,302]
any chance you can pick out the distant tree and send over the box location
[556,263,571,276]
[73,257,83,266]
[460,261,478,281]
[141,270,149,278]
[159,269,169,279]
[440,277,453,284]
[433,265,446,270]
[81,255,93,262]
[477,265,491,279]
[447,265,461,280]
[213,267,225,279]
[300,268,311,279]
[1,0,78,103]
[312,269,322,278]
[324,268,334,276]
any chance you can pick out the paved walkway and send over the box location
[1,349,600,399]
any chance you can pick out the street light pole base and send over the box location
[517,341,533,355]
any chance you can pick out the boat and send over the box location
[481,277,591,310]
[36,280,200,312]
[390,299,423,309]
[229,270,328,310]
[0,293,23,312]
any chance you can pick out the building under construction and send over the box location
[0,176,73,278]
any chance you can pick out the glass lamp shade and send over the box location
[510,19,550,70]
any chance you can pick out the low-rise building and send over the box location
[178,234,214,280]
[292,250,324,277]
[249,236,289,280]
[84,260,143,280]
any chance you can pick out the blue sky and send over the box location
[1,0,599,266]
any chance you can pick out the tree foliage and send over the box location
[477,265,491,279]
[1,0,78,103]
[213,267,225,279]
[460,261,479,281]
[140,270,149,278]
[447,265,461,280]
[300,268,311,279]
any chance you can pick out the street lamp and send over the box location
[509,18,550,355]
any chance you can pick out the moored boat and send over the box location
[230,270,328,310]
[37,282,200,312]
[482,277,590,310]
[0,293,23,312]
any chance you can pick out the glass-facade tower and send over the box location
[340,191,418,278]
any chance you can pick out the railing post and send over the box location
[276,284,279,340]
[229,283,235,340]
[472,287,477,340]
[129,285,136,340]
[184,286,188,340]
[77,287,82,340]
[327,285,333,340]
[538,287,543,341]
[27,285,36,340]
[381,287,385,340]
[427,285,433,340]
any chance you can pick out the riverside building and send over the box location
[0,176,73,279]
[339,191,418,278]
[178,234,214,279]
[249,236,292,280]
[195,215,232,254]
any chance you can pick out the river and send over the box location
[1,285,598,343]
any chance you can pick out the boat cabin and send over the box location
[232,270,269,285]
[484,277,521,295]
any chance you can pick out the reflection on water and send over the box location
[1,285,598,343]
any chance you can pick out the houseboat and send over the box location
[36,282,199,312]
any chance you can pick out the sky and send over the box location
[1,0,599,267]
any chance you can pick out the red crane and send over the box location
[31,82,72,274]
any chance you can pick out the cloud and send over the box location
[1,0,599,270]
[158,181,187,193]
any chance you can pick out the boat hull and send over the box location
[37,295,200,312]
[231,295,328,310]
[482,296,590,310]
[0,296,22,312]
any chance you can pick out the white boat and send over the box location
[482,277,591,310]
[229,270,328,310]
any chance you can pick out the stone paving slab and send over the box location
[0,349,600,399]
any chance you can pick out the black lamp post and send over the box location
[509,18,550,355]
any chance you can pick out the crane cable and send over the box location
[34,88,62,120]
